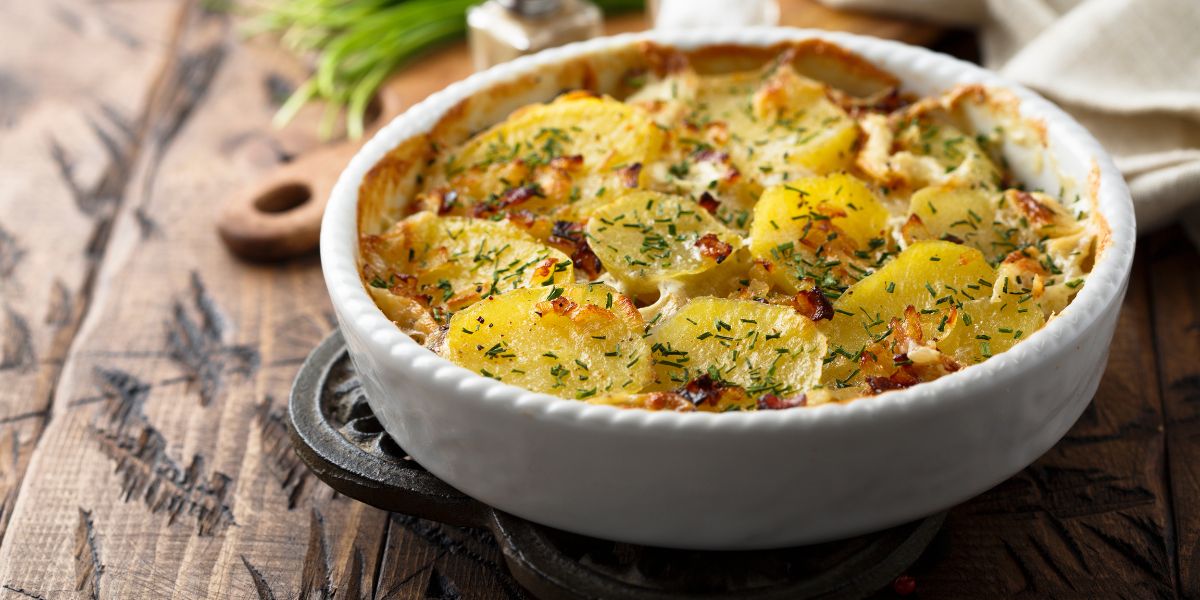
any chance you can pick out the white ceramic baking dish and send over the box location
[321,28,1135,550]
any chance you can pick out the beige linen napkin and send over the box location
[821,0,1200,243]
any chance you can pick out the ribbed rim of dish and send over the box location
[321,27,1136,431]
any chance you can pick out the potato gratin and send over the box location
[358,45,1102,411]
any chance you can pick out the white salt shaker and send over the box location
[648,0,780,29]
[468,0,604,71]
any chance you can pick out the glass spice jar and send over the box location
[467,0,604,71]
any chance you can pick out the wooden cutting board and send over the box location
[217,0,940,260]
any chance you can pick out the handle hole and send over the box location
[362,94,384,130]
[255,182,311,214]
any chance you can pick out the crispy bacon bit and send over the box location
[550,219,584,241]
[572,246,604,279]
[678,374,729,408]
[792,289,834,321]
[500,183,542,208]
[697,191,720,215]
[473,183,545,218]
[550,154,584,171]
[506,209,538,229]
[617,162,643,188]
[1012,190,1056,225]
[757,393,807,410]
[940,233,964,245]
[865,370,919,395]
[439,190,458,215]
[549,220,604,279]
[694,233,732,264]
[537,296,578,317]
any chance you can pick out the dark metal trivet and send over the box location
[289,331,945,600]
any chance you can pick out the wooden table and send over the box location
[0,1,1197,598]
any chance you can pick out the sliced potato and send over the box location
[586,191,741,295]
[749,173,890,294]
[748,64,860,176]
[362,212,573,316]
[436,93,665,220]
[674,65,858,187]
[647,297,826,398]
[906,185,1005,259]
[937,298,1045,365]
[446,283,652,399]
[819,240,995,386]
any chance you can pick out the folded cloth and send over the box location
[821,0,1200,242]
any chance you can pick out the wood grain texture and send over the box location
[0,1,384,597]
[0,0,183,545]
[1149,230,1200,598]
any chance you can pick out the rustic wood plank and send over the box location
[1149,228,1200,597]
[0,3,383,597]
[0,0,187,545]
[909,250,1177,598]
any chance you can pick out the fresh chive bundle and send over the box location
[246,0,644,139]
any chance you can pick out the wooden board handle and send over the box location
[219,86,407,261]
[217,143,358,261]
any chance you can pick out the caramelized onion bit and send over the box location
[694,233,733,264]
[549,220,604,279]
[757,393,807,410]
[865,370,918,395]
[617,162,643,188]
[678,374,731,408]
[792,289,834,321]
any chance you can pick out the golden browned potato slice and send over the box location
[749,173,890,294]
[435,93,665,220]
[818,240,994,387]
[750,65,860,176]
[937,298,1045,365]
[446,283,652,399]
[906,185,1006,259]
[362,212,573,316]
[586,191,741,296]
[661,65,859,193]
[647,297,826,399]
